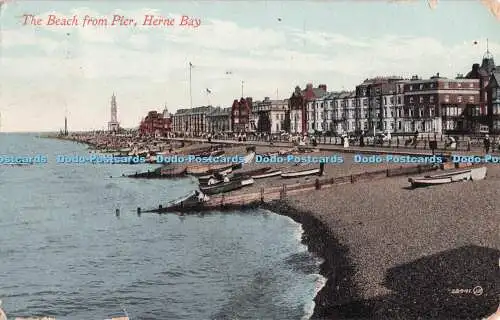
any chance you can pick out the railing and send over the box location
[223,133,500,152]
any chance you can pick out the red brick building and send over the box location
[139,109,172,136]
[231,97,252,133]
[287,83,327,134]
[403,73,480,133]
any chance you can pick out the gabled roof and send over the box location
[488,70,500,88]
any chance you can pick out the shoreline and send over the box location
[263,201,367,320]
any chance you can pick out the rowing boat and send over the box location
[186,163,234,176]
[128,166,186,178]
[199,177,254,195]
[281,167,322,179]
[253,170,282,179]
[232,166,272,178]
[408,166,487,188]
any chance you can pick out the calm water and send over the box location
[0,133,325,320]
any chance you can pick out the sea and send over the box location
[0,133,326,320]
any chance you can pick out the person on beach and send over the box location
[359,132,365,147]
[484,134,491,153]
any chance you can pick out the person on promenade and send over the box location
[359,131,365,147]
[484,134,491,153]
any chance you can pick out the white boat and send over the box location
[424,168,473,182]
[240,177,254,186]
[409,166,487,188]
[253,170,282,179]
[242,152,255,164]
[281,168,320,179]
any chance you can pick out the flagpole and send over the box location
[241,80,244,98]
[189,62,193,109]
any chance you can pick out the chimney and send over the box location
[436,72,440,78]
[318,84,327,91]
[306,83,313,89]
[472,63,480,71]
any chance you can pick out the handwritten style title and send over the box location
[21,14,201,28]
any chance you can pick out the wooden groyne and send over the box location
[143,164,438,213]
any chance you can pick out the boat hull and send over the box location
[281,168,320,179]
[128,166,186,178]
[253,170,282,179]
[199,180,246,195]
[408,166,487,188]
[232,166,272,178]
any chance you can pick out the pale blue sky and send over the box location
[1,1,499,131]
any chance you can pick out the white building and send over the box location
[253,97,289,134]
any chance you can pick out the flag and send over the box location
[206,88,212,94]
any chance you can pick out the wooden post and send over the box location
[221,195,225,208]
[386,168,390,177]
[315,178,321,190]
[350,175,354,183]
[260,188,264,203]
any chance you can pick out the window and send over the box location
[430,83,435,88]
[419,96,424,103]
[409,85,413,91]
[397,96,401,104]
[468,96,474,103]
[430,96,434,103]
[469,83,474,88]
[429,108,434,117]
[420,109,423,117]
[419,84,424,90]
[384,97,387,105]
[444,95,450,103]
[409,97,414,103]
[457,83,462,88]
[457,96,462,103]
[444,82,449,89]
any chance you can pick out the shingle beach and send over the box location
[266,164,500,320]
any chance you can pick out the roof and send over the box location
[488,70,500,88]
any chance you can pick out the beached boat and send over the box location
[199,177,254,195]
[199,174,253,187]
[147,190,210,213]
[128,166,186,178]
[187,163,234,176]
[408,166,487,188]
[231,152,256,170]
[232,166,272,178]
[253,170,282,179]
[198,168,233,184]
[281,168,321,179]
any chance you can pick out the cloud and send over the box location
[1,4,499,131]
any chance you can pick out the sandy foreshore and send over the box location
[266,165,500,320]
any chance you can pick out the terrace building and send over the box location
[288,83,328,134]
[206,107,232,133]
[172,106,214,134]
[231,97,253,133]
[404,73,480,133]
[487,70,500,132]
[253,97,289,134]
